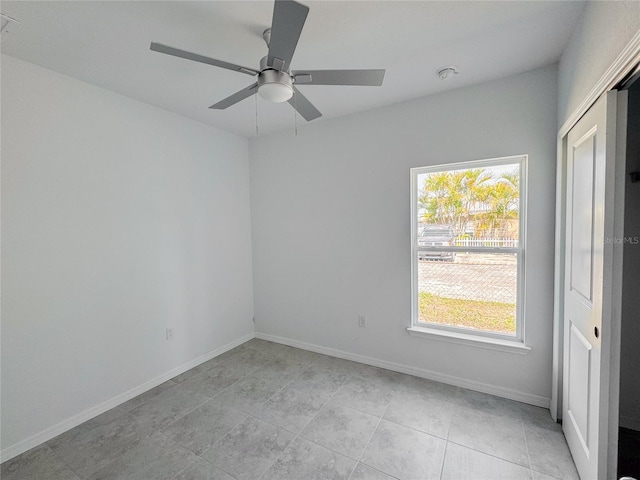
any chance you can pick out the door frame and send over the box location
[552,31,640,479]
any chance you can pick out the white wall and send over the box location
[558,0,640,125]
[620,85,640,431]
[1,55,254,454]
[250,65,558,404]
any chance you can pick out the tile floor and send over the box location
[1,339,580,480]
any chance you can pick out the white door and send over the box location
[562,91,619,480]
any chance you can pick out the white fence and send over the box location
[455,238,518,248]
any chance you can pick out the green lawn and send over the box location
[418,292,516,334]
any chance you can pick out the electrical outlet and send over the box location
[166,328,174,340]
[358,315,367,328]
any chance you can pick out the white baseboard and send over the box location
[255,332,550,409]
[0,332,254,463]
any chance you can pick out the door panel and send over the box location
[563,91,618,480]
[568,322,592,454]
[569,132,596,303]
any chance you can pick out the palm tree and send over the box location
[419,167,519,240]
[478,170,519,239]
[419,168,491,238]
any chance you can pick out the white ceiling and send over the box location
[1,1,585,138]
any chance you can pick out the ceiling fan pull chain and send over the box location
[255,90,259,136]
[294,91,298,136]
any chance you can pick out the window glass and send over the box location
[411,157,525,339]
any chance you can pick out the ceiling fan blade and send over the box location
[150,42,260,76]
[288,86,322,121]
[267,0,309,71]
[209,83,259,109]
[292,69,385,86]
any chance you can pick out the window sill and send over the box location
[407,326,531,355]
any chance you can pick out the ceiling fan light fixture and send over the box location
[258,69,294,103]
[258,82,293,103]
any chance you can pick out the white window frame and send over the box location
[408,155,529,353]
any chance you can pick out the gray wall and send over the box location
[250,65,558,404]
[1,56,254,454]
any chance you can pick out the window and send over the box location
[410,155,526,347]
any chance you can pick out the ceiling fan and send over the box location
[150,0,385,121]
